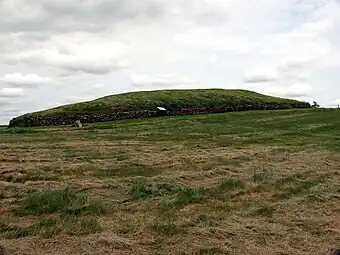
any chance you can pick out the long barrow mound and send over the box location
[9,89,311,127]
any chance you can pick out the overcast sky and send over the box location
[1,0,340,124]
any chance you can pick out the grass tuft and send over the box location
[14,188,106,216]
[151,222,186,237]
[0,219,59,239]
[273,178,324,200]
[251,204,276,218]
[130,183,155,199]
[218,179,245,191]
[129,183,180,200]
[62,215,101,236]
[173,187,205,208]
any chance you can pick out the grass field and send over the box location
[1,108,340,255]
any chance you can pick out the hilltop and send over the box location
[8,89,310,127]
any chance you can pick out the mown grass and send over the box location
[25,108,340,152]
[1,108,340,254]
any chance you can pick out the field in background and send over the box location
[1,108,340,255]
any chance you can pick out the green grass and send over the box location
[18,108,337,152]
[0,215,101,239]
[251,204,276,218]
[0,128,39,134]
[173,187,206,208]
[218,179,245,191]
[273,178,324,200]
[151,222,186,237]
[0,219,59,239]
[14,188,106,216]
[2,188,106,239]
[130,183,156,199]
[8,89,310,127]
[129,183,180,200]
[61,215,101,236]
[129,179,246,212]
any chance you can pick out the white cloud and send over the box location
[2,73,52,87]
[0,87,25,98]
[129,74,199,89]
[173,28,253,54]
[252,83,314,98]
[244,66,280,83]
[3,36,131,74]
[244,14,334,84]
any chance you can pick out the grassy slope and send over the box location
[9,89,310,126]
[1,108,340,255]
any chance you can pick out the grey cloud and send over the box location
[0,87,25,124]
[0,98,13,105]
[0,101,28,124]
[0,0,234,75]
[0,98,23,107]
[0,0,165,33]
[0,108,21,116]
[52,62,118,75]
[0,0,231,33]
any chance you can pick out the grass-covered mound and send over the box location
[9,89,310,127]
